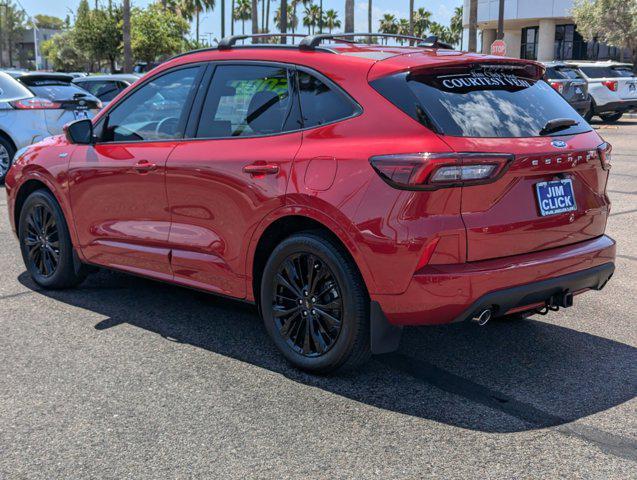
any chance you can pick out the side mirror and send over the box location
[64,119,94,145]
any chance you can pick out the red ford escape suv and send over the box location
[5,34,616,373]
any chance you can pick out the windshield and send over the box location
[372,69,590,138]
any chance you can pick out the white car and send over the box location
[72,74,140,107]
[571,61,637,122]
[0,72,101,182]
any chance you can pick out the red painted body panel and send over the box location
[6,44,615,328]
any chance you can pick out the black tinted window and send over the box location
[579,66,625,78]
[27,84,88,100]
[102,67,200,142]
[76,81,125,101]
[297,71,357,128]
[547,67,582,80]
[372,69,590,138]
[196,65,296,138]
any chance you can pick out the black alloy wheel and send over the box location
[261,232,370,373]
[19,190,87,289]
[23,202,60,277]
[272,252,343,357]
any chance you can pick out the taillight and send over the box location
[602,80,618,92]
[550,81,564,94]
[369,153,513,190]
[10,97,62,109]
[598,142,612,170]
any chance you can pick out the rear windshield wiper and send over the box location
[540,118,579,136]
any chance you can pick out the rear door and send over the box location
[165,62,303,297]
[375,65,610,262]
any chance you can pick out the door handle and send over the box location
[243,163,280,176]
[133,160,157,173]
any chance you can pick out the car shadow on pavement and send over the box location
[18,268,637,434]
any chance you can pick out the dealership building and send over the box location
[462,0,626,61]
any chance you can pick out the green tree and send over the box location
[275,4,298,34]
[0,2,26,67]
[303,3,321,35]
[450,6,463,47]
[429,21,454,44]
[413,7,432,38]
[378,13,397,44]
[323,9,340,33]
[33,14,65,30]
[181,0,215,44]
[572,0,637,66]
[234,0,252,34]
[41,31,89,71]
[74,0,122,72]
[131,3,190,62]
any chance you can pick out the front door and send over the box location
[166,63,303,297]
[69,65,204,278]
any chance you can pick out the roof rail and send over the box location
[299,33,454,50]
[218,33,308,49]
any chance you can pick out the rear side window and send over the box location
[196,65,296,138]
[76,81,125,101]
[297,71,358,128]
[372,69,590,138]
[0,73,32,101]
[547,67,582,80]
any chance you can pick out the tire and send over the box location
[260,231,371,373]
[583,101,594,122]
[18,189,87,289]
[599,112,623,123]
[0,135,16,185]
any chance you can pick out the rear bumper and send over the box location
[569,98,591,115]
[373,235,616,326]
[594,100,637,114]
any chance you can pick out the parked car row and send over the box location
[0,71,141,181]
[543,61,636,123]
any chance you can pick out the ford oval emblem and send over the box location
[551,140,567,148]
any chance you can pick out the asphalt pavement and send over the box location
[1,120,636,479]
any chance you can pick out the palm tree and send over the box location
[251,0,258,39]
[275,3,298,33]
[378,13,397,44]
[409,0,414,36]
[413,7,432,38]
[397,18,410,43]
[303,4,321,35]
[468,0,477,52]
[450,6,463,48]
[429,21,453,44]
[122,0,132,72]
[367,0,372,34]
[234,0,252,34]
[231,0,235,34]
[344,0,354,33]
[181,0,215,44]
[323,9,340,33]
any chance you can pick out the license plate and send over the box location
[536,179,577,216]
[73,110,89,120]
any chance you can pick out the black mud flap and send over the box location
[370,301,402,354]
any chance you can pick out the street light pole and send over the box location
[497,0,505,40]
[32,19,39,70]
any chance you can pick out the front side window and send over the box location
[101,67,200,142]
[196,65,296,138]
[297,71,358,128]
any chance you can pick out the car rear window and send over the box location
[578,66,631,78]
[24,83,91,101]
[546,67,582,80]
[372,69,590,138]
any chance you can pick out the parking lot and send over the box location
[0,120,635,478]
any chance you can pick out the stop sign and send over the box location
[490,40,506,56]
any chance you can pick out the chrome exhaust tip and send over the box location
[472,309,492,326]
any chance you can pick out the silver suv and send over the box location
[571,61,637,123]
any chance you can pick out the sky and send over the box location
[18,0,463,42]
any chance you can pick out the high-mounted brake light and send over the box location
[602,80,618,92]
[549,81,564,94]
[369,153,513,190]
[598,142,612,171]
[10,97,62,110]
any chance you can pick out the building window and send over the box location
[554,24,587,60]
[520,27,538,60]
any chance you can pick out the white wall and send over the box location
[463,0,574,25]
